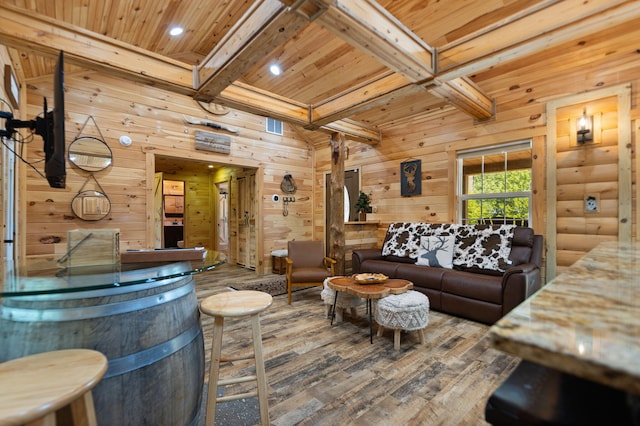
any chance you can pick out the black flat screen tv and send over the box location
[0,50,65,188]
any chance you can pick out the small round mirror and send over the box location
[68,136,112,172]
[71,190,111,221]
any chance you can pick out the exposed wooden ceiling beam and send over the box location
[286,0,495,121]
[0,4,194,95]
[437,0,639,81]
[301,0,436,82]
[194,0,308,101]
[216,82,380,143]
[430,78,495,122]
[309,72,414,127]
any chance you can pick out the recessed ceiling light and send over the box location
[169,26,184,37]
[269,64,281,76]
[208,165,214,169]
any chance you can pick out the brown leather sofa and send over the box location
[352,224,543,324]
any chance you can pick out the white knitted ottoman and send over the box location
[375,290,429,350]
[321,277,363,323]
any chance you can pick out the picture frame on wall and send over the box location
[400,159,421,197]
[4,64,19,109]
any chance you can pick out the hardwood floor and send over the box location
[194,263,518,425]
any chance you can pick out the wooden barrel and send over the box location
[0,273,204,426]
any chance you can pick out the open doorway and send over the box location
[216,181,229,256]
[154,154,260,271]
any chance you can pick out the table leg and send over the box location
[368,299,373,344]
[330,291,339,325]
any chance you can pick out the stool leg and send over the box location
[377,325,384,337]
[251,314,270,426]
[394,329,401,350]
[206,315,225,426]
[69,390,99,426]
[417,328,425,345]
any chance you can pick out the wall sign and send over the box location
[400,159,421,197]
[4,65,19,109]
[194,130,231,154]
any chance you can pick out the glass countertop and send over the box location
[1,249,225,298]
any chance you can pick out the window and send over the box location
[266,117,283,135]
[458,140,532,226]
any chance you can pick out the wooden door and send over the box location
[236,171,256,269]
[153,173,163,248]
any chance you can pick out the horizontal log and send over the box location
[556,217,619,236]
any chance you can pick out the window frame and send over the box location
[457,140,532,225]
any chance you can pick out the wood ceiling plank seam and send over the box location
[107,0,136,44]
[129,2,164,51]
[437,0,640,79]
[85,1,105,36]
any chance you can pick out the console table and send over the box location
[1,250,225,426]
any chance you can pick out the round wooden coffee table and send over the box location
[326,276,413,343]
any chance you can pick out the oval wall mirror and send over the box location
[68,136,113,172]
[71,190,111,221]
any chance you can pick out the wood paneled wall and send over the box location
[11,52,640,280]
[19,69,316,273]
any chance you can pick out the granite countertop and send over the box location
[489,241,640,394]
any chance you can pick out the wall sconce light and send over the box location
[576,108,593,144]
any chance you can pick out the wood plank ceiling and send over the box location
[1,0,639,145]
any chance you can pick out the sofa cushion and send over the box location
[382,222,429,258]
[441,270,503,304]
[509,227,534,265]
[382,222,519,273]
[415,235,455,269]
[358,260,401,277]
[452,225,516,273]
[396,264,445,291]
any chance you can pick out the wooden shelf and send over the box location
[345,221,380,225]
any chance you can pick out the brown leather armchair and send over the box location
[285,240,336,304]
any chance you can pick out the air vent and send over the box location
[266,117,283,135]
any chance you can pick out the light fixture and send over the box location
[169,26,184,37]
[576,108,593,144]
[269,64,281,76]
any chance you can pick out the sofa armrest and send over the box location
[352,248,383,273]
[501,263,542,316]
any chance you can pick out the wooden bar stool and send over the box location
[0,349,108,426]
[200,290,273,426]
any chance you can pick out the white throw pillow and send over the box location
[415,235,455,269]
